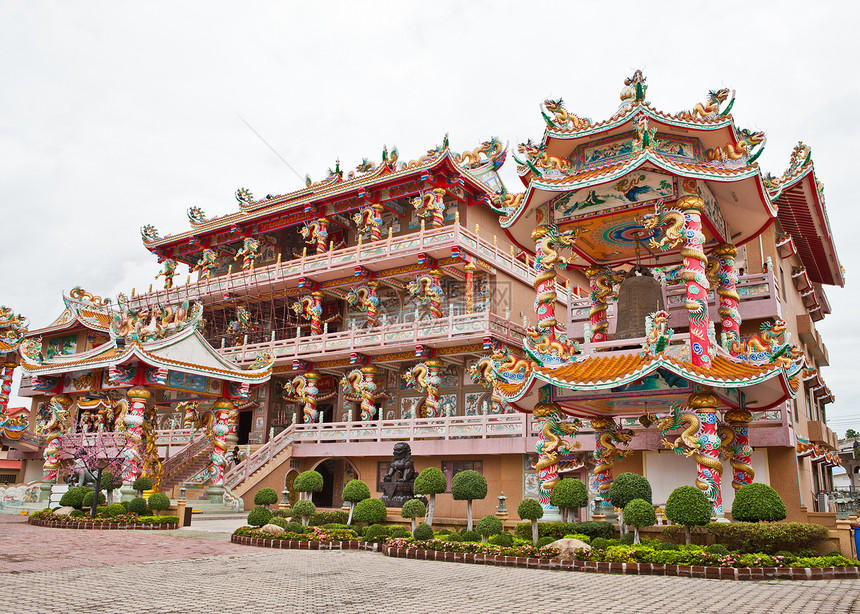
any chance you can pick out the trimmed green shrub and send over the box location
[147,493,170,516]
[81,490,106,509]
[272,508,292,518]
[451,470,487,532]
[388,526,410,539]
[518,498,544,545]
[623,499,656,545]
[461,530,480,542]
[247,506,273,527]
[364,524,389,542]
[514,520,615,542]
[69,509,86,518]
[413,467,447,527]
[475,515,503,541]
[353,497,387,525]
[731,483,787,523]
[118,500,129,511]
[293,470,324,496]
[99,503,126,519]
[591,537,609,550]
[489,533,513,547]
[100,470,123,491]
[654,541,680,551]
[798,548,816,557]
[292,499,316,526]
[342,479,371,525]
[620,532,635,545]
[413,522,433,541]
[549,478,588,523]
[309,510,348,526]
[401,499,427,531]
[60,486,91,509]
[607,473,652,509]
[284,521,304,534]
[665,485,712,544]
[536,536,555,548]
[708,521,827,554]
[446,533,464,542]
[254,488,279,509]
[132,476,153,496]
[128,497,148,515]
[270,517,289,529]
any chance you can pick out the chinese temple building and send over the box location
[2,73,843,522]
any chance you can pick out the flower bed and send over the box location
[29,509,179,530]
[231,526,378,551]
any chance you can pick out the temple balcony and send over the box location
[127,223,573,310]
[797,313,829,368]
[219,310,525,366]
[807,420,838,449]
[568,270,781,339]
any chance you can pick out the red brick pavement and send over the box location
[0,515,254,573]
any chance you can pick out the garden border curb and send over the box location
[28,518,178,530]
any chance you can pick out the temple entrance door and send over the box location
[237,410,252,445]
[284,470,300,507]
[317,403,334,424]
[312,460,336,508]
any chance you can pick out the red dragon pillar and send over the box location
[310,291,324,336]
[713,243,742,355]
[722,409,754,489]
[431,188,446,228]
[532,226,560,344]
[42,394,73,484]
[464,262,475,315]
[689,390,724,517]
[122,387,151,484]
[0,359,16,415]
[366,280,380,327]
[429,268,444,319]
[209,398,233,487]
[679,196,711,367]
[591,417,624,494]
[315,218,329,254]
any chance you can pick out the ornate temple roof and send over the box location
[27,288,114,336]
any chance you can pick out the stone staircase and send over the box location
[224,425,296,498]
[160,433,214,498]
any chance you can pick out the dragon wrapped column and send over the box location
[585,266,622,343]
[679,196,712,368]
[591,417,631,494]
[359,366,378,421]
[41,394,73,484]
[121,387,151,484]
[689,390,724,517]
[209,398,233,486]
[315,218,329,253]
[713,244,742,355]
[533,402,581,508]
[431,188,446,228]
[370,204,383,241]
[723,409,755,489]
[464,263,475,315]
[0,359,16,415]
[423,359,443,418]
[303,371,321,424]
[366,281,380,327]
[531,226,560,342]
[428,269,444,319]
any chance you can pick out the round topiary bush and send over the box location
[413,467,447,527]
[623,498,656,544]
[100,470,123,492]
[272,508,292,518]
[293,470,324,497]
[132,476,153,496]
[590,537,610,550]
[292,499,317,526]
[363,524,389,542]
[147,493,170,516]
[706,543,730,555]
[446,533,464,542]
[254,488,279,509]
[607,473,652,509]
[81,490,106,509]
[269,516,289,529]
[59,486,91,509]
[665,485,713,544]
[128,497,148,515]
[475,515,503,541]
[69,509,86,518]
[247,506,274,527]
[451,470,487,531]
[731,483,787,522]
[400,499,427,531]
[388,526,410,539]
[619,532,635,545]
[413,522,433,541]
[284,521,304,534]
[549,477,588,523]
[461,530,480,542]
[342,479,371,525]
[518,497,544,545]
[489,533,513,547]
[100,503,126,518]
[353,497,387,525]
[536,536,555,548]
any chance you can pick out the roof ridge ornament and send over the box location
[619,69,648,110]
[677,88,735,121]
[541,98,591,131]
[187,206,207,225]
[235,187,254,205]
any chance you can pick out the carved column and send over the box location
[532,225,559,343]
[423,359,443,418]
[429,268,444,319]
[532,402,579,516]
[208,398,233,490]
[226,402,239,451]
[315,218,329,254]
[302,371,321,424]
[310,291,324,336]
[464,263,476,315]
[370,204,384,241]
[679,196,711,368]
[366,280,380,327]
[360,366,378,421]
[0,359,16,415]
[585,266,610,343]
[713,243,742,355]
[689,390,724,517]
[431,188,446,228]
[122,387,151,484]
[724,408,754,489]
[591,417,617,495]
[42,394,73,484]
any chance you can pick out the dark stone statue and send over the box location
[380,442,425,507]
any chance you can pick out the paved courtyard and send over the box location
[1,516,860,613]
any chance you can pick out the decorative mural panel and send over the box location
[166,370,208,393]
[681,179,729,241]
[439,393,457,417]
[555,170,676,222]
[45,334,77,360]
[400,396,423,419]
[464,391,486,416]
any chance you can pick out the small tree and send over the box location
[846,429,859,439]
[293,470,324,500]
[133,476,153,498]
[247,506,273,527]
[254,487,279,510]
[549,477,588,523]
[518,498,544,545]
[342,479,371,525]
[100,470,123,504]
[731,483,787,523]
[451,470,487,531]
[128,497,148,515]
[665,485,712,545]
[81,490,106,508]
[475,515,502,543]
[353,497,387,525]
[401,499,427,532]
[148,493,170,517]
[623,499,656,545]
[292,499,316,526]
[413,467,447,527]
[607,473,652,533]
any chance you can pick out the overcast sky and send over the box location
[2,1,858,433]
